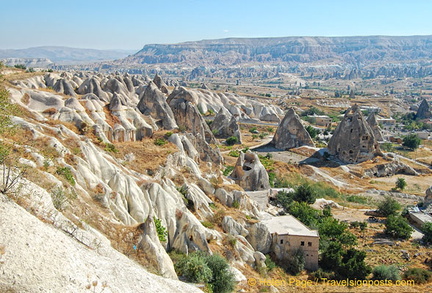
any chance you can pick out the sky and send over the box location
[1,0,431,51]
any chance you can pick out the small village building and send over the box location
[377,118,396,131]
[262,215,319,271]
[308,114,332,128]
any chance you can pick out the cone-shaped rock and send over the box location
[168,86,222,164]
[153,74,169,94]
[53,78,76,97]
[416,99,431,119]
[272,108,314,150]
[328,105,380,163]
[366,112,384,141]
[137,81,177,130]
[230,152,270,191]
[210,107,242,143]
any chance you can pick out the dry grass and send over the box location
[111,137,177,175]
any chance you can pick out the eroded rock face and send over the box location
[168,87,223,164]
[417,99,431,119]
[137,81,177,130]
[425,186,432,205]
[246,222,272,254]
[364,161,418,177]
[272,108,314,150]
[230,152,270,191]
[328,105,380,163]
[210,107,242,143]
[366,112,384,141]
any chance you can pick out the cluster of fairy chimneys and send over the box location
[272,104,386,164]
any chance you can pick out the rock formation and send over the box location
[53,78,76,96]
[366,112,384,141]
[210,107,242,143]
[168,86,222,164]
[416,99,431,119]
[272,108,314,150]
[137,81,177,130]
[424,186,432,205]
[328,105,380,163]
[230,152,270,191]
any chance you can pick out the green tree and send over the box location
[293,183,317,204]
[395,178,407,191]
[384,215,413,239]
[421,222,432,244]
[372,265,401,281]
[225,136,239,146]
[403,268,432,284]
[377,197,401,217]
[318,217,357,247]
[153,217,168,242]
[205,254,235,293]
[337,249,371,280]
[287,248,305,275]
[320,241,342,271]
[305,125,318,139]
[402,134,421,150]
[287,201,320,227]
[174,253,212,283]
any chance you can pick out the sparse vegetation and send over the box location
[421,222,432,244]
[403,268,432,284]
[154,138,168,146]
[153,217,168,242]
[56,166,76,185]
[372,265,401,281]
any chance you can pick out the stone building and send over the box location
[262,215,319,271]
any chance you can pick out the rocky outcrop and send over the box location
[137,218,178,279]
[416,99,431,119]
[168,87,222,164]
[230,152,270,191]
[53,78,76,96]
[222,216,249,237]
[364,161,418,177]
[272,108,314,150]
[425,186,432,205]
[137,81,177,130]
[153,74,169,94]
[77,77,110,102]
[246,222,272,254]
[328,105,380,163]
[210,107,241,143]
[366,112,384,141]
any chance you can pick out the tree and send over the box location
[384,215,413,239]
[205,254,235,293]
[174,253,212,283]
[287,248,305,275]
[337,249,371,280]
[293,183,317,204]
[402,134,421,150]
[377,197,401,217]
[225,136,239,146]
[395,177,407,191]
[305,125,319,139]
[320,241,342,271]
[421,222,432,244]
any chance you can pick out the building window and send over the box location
[308,242,312,247]
[301,241,305,246]
[280,239,283,244]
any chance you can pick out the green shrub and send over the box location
[104,143,118,153]
[56,166,76,185]
[249,127,258,133]
[164,132,173,139]
[154,138,167,146]
[337,249,371,280]
[346,195,368,204]
[223,166,234,176]
[402,134,421,150]
[14,64,26,70]
[395,177,407,191]
[265,255,276,271]
[225,136,239,146]
[293,183,317,204]
[228,150,240,157]
[384,215,413,239]
[377,196,401,217]
[201,221,215,229]
[205,254,235,293]
[421,222,432,244]
[153,217,168,242]
[372,265,401,281]
[50,187,68,211]
[232,200,240,209]
[403,268,432,284]
[175,253,212,283]
[287,248,305,275]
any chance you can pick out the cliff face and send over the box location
[126,35,432,66]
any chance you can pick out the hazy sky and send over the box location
[1,0,431,50]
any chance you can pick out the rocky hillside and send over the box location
[126,35,432,66]
[0,69,281,292]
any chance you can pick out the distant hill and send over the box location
[123,35,432,67]
[0,46,136,65]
